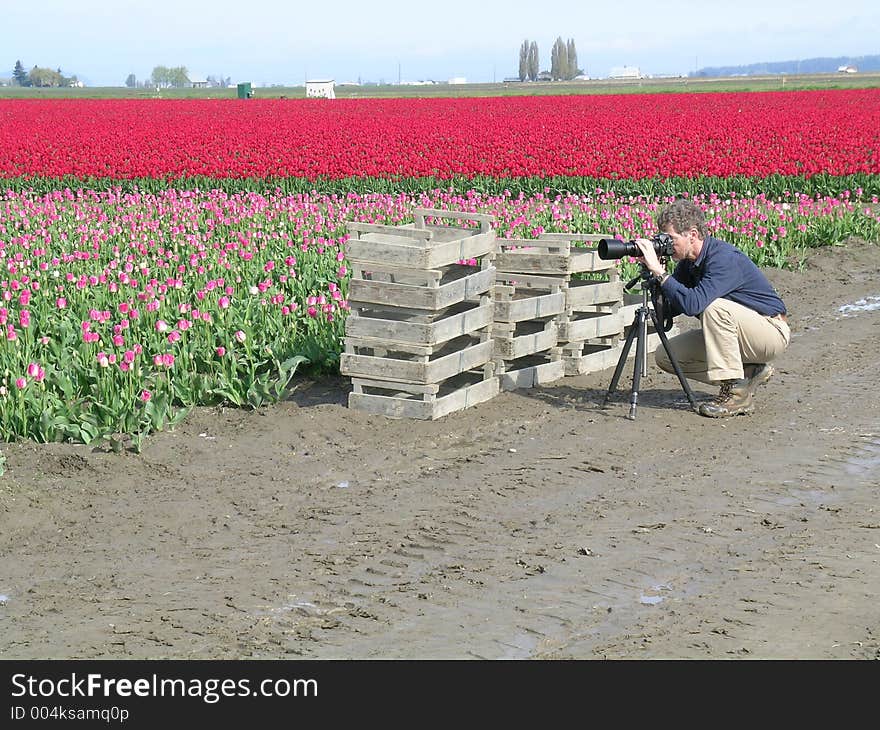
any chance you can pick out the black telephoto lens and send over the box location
[598,238,639,260]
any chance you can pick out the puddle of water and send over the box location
[499,632,540,659]
[0,594,9,605]
[838,295,880,316]
[776,488,839,507]
[844,439,880,476]
[639,595,664,605]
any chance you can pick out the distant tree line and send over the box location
[518,38,582,81]
[11,59,79,87]
[694,54,880,77]
[122,67,232,89]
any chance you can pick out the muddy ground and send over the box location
[1,240,878,660]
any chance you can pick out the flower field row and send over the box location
[1,89,878,181]
[2,186,878,446]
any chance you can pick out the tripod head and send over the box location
[625,261,666,293]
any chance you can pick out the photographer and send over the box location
[633,198,790,418]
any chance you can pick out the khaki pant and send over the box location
[655,298,791,384]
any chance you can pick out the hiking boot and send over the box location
[744,363,774,395]
[699,379,755,418]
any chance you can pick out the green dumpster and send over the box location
[236,82,252,99]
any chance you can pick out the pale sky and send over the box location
[2,0,878,86]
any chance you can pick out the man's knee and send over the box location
[702,298,735,325]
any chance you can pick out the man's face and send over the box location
[662,226,698,261]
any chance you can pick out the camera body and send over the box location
[597,232,674,260]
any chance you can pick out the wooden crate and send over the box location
[345,209,496,270]
[557,307,624,342]
[563,278,624,310]
[493,318,559,360]
[348,368,499,420]
[497,234,619,276]
[496,349,565,391]
[345,297,493,347]
[340,332,493,385]
[561,342,624,377]
[492,272,566,323]
[348,264,495,311]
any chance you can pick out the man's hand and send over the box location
[634,238,666,278]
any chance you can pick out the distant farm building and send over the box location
[306,79,336,98]
[189,75,208,88]
[447,77,467,85]
[609,66,642,80]
[837,65,858,73]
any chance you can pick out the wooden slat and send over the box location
[557,310,624,342]
[564,280,623,309]
[346,222,433,240]
[414,208,496,233]
[494,290,565,323]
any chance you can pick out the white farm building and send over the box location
[306,79,335,98]
[609,66,642,80]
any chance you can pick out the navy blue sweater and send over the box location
[661,236,787,318]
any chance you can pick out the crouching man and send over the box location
[634,198,790,417]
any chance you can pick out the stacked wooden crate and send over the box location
[506,233,625,376]
[340,208,499,419]
[490,264,566,391]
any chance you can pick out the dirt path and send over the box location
[1,240,878,659]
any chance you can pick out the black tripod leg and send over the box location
[649,310,699,410]
[603,312,639,404]
[628,309,647,420]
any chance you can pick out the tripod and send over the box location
[603,264,698,420]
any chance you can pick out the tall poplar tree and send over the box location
[551,37,568,80]
[567,38,579,78]
[518,40,530,81]
[528,41,539,81]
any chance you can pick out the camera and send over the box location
[597,232,674,260]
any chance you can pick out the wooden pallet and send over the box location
[348,368,499,420]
